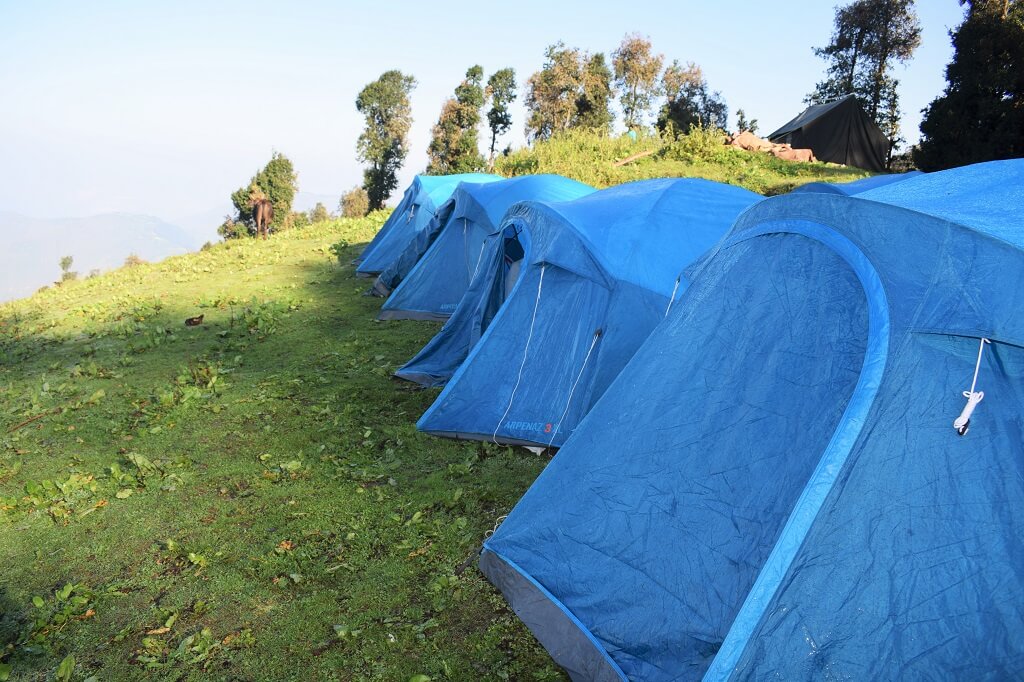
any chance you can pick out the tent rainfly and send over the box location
[769,95,889,172]
[793,170,922,195]
[354,173,501,276]
[414,178,762,447]
[481,159,1024,680]
[376,175,594,321]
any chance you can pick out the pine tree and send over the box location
[575,53,614,133]
[915,0,1024,170]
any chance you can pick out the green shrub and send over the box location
[340,187,370,218]
[659,125,730,163]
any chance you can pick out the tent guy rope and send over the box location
[492,264,546,443]
[954,337,990,436]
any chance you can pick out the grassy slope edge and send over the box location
[0,216,560,681]
[496,129,871,194]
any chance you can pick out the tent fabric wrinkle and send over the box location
[479,159,1024,680]
[413,178,762,448]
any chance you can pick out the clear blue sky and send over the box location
[0,0,967,222]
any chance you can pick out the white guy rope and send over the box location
[484,514,508,539]
[665,277,682,317]
[493,264,546,443]
[954,337,991,435]
[471,238,489,280]
[546,329,602,448]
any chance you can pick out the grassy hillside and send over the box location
[496,129,871,194]
[0,145,870,681]
[0,216,562,681]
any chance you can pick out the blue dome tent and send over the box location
[415,178,762,447]
[354,173,500,276]
[370,182,496,299]
[792,170,922,195]
[392,213,536,387]
[377,175,594,321]
[481,160,1024,680]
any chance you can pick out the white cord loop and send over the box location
[954,337,990,436]
[484,514,508,538]
[407,205,416,223]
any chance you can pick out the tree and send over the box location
[735,109,758,134]
[309,202,330,223]
[612,34,664,131]
[485,68,517,168]
[657,60,728,134]
[427,65,486,174]
[525,43,615,141]
[59,255,78,282]
[283,211,310,231]
[807,0,922,165]
[576,53,614,133]
[915,0,1024,170]
[356,70,416,211]
[340,187,370,218]
[228,152,299,238]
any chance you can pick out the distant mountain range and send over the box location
[0,212,199,303]
[0,191,346,304]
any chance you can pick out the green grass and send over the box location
[0,214,563,681]
[496,128,872,194]
[0,142,870,681]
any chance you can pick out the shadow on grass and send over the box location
[0,586,29,677]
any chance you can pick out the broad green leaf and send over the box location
[55,654,75,682]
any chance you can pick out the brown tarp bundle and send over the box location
[727,131,817,163]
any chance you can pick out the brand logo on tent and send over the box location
[503,421,550,433]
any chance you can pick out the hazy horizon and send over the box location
[1,1,966,224]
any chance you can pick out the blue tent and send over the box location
[355,173,500,276]
[792,170,922,195]
[392,213,533,387]
[416,178,763,446]
[480,159,1024,680]
[377,175,595,321]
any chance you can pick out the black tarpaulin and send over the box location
[769,95,889,172]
